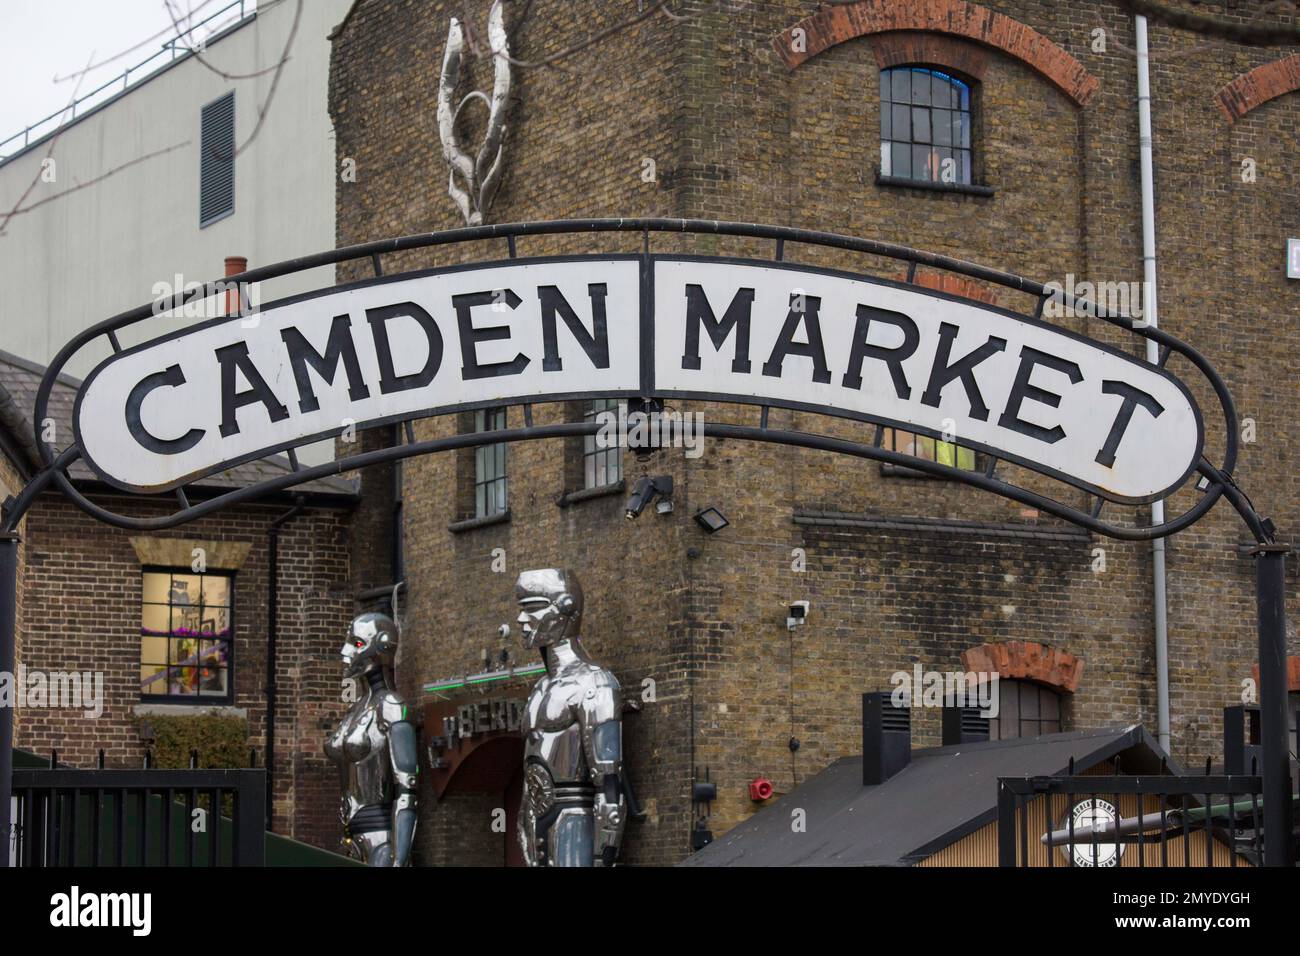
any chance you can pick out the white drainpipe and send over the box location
[1136,15,1171,753]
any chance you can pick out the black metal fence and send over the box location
[997,764,1267,867]
[10,766,265,866]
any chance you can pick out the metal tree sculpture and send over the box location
[437,0,512,226]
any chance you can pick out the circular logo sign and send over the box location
[1059,798,1124,867]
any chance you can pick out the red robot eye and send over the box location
[354,640,364,648]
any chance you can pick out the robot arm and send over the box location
[380,696,419,867]
[580,676,625,867]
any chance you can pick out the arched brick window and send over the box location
[879,65,974,185]
[963,641,1083,739]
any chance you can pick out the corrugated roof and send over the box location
[0,349,358,498]
[681,725,1174,867]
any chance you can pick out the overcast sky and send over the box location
[0,0,254,152]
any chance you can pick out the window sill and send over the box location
[875,173,995,198]
[135,702,245,717]
[879,462,953,480]
[557,480,626,508]
[448,509,512,534]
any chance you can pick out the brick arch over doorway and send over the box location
[962,640,1084,693]
[771,0,1099,107]
[1215,55,1300,124]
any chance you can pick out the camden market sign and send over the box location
[75,255,1202,501]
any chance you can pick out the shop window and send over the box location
[140,569,234,702]
[986,680,1062,740]
[879,66,973,185]
[474,407,508,518]
[883,427,979,471]
[583,398,624,489]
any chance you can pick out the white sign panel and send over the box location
[1289,238,1300,279]
[74,256,1203,502]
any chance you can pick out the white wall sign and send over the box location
[75,256,1203,502]
[1289,238,1300,279]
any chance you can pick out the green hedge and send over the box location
[136,710,249,769]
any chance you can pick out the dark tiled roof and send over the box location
[681,725,1174,867]
[0,349,357,498]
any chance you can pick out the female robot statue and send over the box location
[324,612,418,866]
[515,569,626,866]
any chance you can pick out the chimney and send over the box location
[224,255,248,316]
[862,691,910,785]
[941,704,990,746]
[1223,704,1262,775]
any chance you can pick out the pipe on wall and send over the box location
[1136,15,1172,753]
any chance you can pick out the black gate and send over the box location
[10,766,265,866]
[998,766,1267,867]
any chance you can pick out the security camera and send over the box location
[787,600,809,630]
[625,475,674,520]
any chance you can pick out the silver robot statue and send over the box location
[324,613,418,866]
[515,569,626,866]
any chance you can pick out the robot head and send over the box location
[341,612,400,677]
[514,568,583,649]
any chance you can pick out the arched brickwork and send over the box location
[1251,655,1300,693]
[893,269,1000,306]
[772,0,1098,107]
[962,640,1084,693]
[1215,55,1300,124]
[868,31,988,80]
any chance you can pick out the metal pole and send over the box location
[0,533,19,868]
[1254,543,1293,866]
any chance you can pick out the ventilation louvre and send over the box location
[200,92,235,226]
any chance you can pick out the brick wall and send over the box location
[12,492,354,850]
[332,0,1300,864]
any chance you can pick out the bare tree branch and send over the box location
[0,143,190,231]
[1117,0,1300,47]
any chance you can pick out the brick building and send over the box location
[327,0,1299,865]
[0,351,358,849]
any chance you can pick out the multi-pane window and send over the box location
[987,680,1062,740]
[583,399,624,489]
[140,569,233,701]
[879,66,972,185]
[883,428,978,471]
[474,407,508,517]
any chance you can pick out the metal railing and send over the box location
[0,0,252,163]
[9,757,265,866]
[997,759,1270,867]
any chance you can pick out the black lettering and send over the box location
[841,305,919,397]
[280,314,371,413]
[366,302,445,393]
[539,284,610,372]
[125,365,204,454]
[215,343,290,439]
[454,290,529,380]
[996,346,1084,444]
[681,285,754,373]
[920,322,1007,421]
[761,293,831,384]
[1095,380,1164,467]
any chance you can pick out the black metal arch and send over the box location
[12,218,1260,544]
[0,219,1290,869]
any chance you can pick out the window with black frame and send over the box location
[883,427,980,472]
[140,569,233,701]
[987,680,1062,740]
[879,66,973,185]
[474,407,508,517]
[583,398,624,489]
